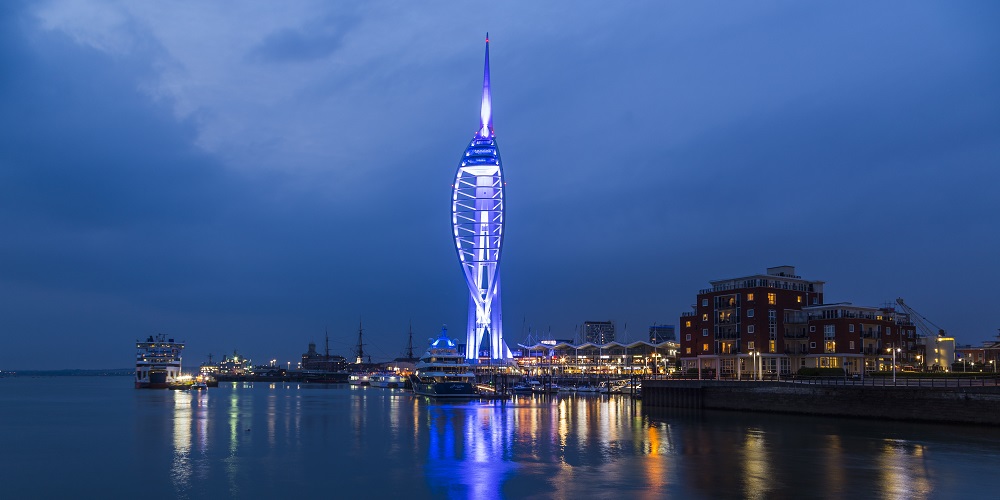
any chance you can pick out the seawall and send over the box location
[643,380,1000,425]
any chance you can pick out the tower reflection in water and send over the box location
[421,395,673,498]
[161,386,960,498]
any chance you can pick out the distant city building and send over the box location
[649,325,676,343]
[584,321,615,344]
[678,266,918,378]
[301,341,347,372]
[954,332,1000,371]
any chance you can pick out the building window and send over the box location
[685,320,691,328]
[769,340,776,353]
[748,325,755,334]
[809,326,815,332]
[747,293,754,301]
[767,293,776,305]
[685,334,691,341]
[797,295,802,303]
[824,341,836,353]
[768,310,776,320]
[702,314,708,322]
[702,343,709,352]
[748,341,755,350]
[685,347,691,354]
[849,324,855,333]
[702,299,708,307]
[702,329,708,337]
[886,327,891,335]
[747,309,755,318]
[849,341,855,350]
[810,342,816,349]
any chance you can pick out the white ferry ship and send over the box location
[135,334,184,389]
[411,327,477,398]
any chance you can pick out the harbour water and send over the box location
[2,377,999,499]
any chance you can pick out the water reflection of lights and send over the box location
[878,439,932,500]
[741,427,771,499]
[171,391,193,496]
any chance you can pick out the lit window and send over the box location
[747,293,754,301]
[685,347,691,354]
[796,295,802,303]
[702,314,708,322]
[768,340,775,353]
[748,341,755,350]
[767,293,776,305]
[685,321,691,328]
[702,343,709,352]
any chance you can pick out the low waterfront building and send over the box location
[515,340,679,376]
[678,266,918,379]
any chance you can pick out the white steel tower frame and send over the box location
[452,35,512,361]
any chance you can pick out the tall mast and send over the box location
[354,318,366,364]
[406,321,414,359]
[324,328,330,361]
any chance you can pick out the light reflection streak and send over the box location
[741,427,770,499]
[171,391,192,496]
[878,439,932,500]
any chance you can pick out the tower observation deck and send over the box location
[451,35,512,361]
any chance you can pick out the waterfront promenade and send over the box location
[643,377,1000,425]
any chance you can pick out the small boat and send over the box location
[349,373,371,386]
[191,381,208,390]
[532,382,559,394]
[369,373,405,388]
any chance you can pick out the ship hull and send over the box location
[411,379,477,398]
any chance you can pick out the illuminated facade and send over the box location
[452,36,511,361]
[678,266,919,378]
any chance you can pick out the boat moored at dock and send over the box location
[135,334,185,389]
[411,327,477,398]
[369,373,405,388]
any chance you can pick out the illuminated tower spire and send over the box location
[452,34,511,361]
[479,33,492,138]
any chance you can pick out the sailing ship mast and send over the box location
[406,321,415,359]
[354,319,366,365]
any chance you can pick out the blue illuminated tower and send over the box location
[452,35,512,361]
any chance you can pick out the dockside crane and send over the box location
[895,298,947,338]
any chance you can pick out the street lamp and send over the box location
[889,347,901,385]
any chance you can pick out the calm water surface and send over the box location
[2,377,999,499]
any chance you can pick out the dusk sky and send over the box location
[2,1,998,369]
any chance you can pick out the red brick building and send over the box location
[678,266,916,378]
